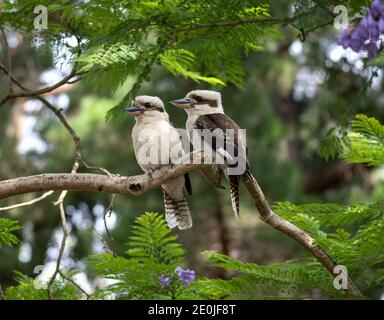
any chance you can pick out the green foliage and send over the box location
[319,115,384,166]
[4,208,384,300]
[4,272,79,300]
[127,212,185,264]
[88,212,193,299]
[369,52,384,67]
[342,115,384,166]
[0,218,20,246]
[275,200,384,281]
[76,43,138,72]
[159,49,225,86]
[318,127,348,161]
[1,0,282,119]
[198,251,336,299]
[195,197,384,299]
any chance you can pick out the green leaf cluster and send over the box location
[0,218,20,247]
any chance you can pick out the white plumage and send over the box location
[171,90,253,219]
[128,96,193,230]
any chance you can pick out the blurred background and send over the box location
[0,1,383,298]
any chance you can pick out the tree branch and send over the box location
[0,190,54,212]
[242,178,362,297]
[0,161,363,296]
[177,9,315,32]
[0,154,205,200]
[0,283,4,300]
[0,62,79,107]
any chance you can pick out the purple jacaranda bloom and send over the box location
[367,41,378,59]
[336,0,384,59]
[349,32,363,51]
[367,13,377,29]
[371,0,383,18]
[336,29,350,48]
[378,18,384,32]
[159,275,171,287]
[175,267,195,285]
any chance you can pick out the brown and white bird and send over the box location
[170,90,254,219]
[125,95,193,230]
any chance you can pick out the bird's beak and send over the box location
[125,105,146,116]
[170,98,196,109]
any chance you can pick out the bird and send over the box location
[170,90,254,219]
[125,95,193,230]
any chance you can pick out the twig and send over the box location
[0,62,79,107]
[47,200,67,299]
[0,283,4,300]
[88,213,114,255]
[1,28,12,92]
[0,60,84,300]
[81,159,117,254]
[0,153,362,296]
[103,194,117,255]
[58,270,90,300]
[45,103,81,299]
[81,159,113,176]
[0,190,54,212]
[0,43,95,301]
[177,9,314,32]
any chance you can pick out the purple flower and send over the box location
[335,0,384,59]
[366,41,378,59]
[336,29,350,48]
[159,275,171,287]
[378,18,384,32]
[175,267,195,285]
[371,0,384,18]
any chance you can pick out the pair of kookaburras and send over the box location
[125,90,254,230]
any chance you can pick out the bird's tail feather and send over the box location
[241,169,255,183]
[229,175,240,219]
[163,190,193,230]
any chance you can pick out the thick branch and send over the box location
[0,164,363,296]
[0,163,204,201]
[242,178,362,297]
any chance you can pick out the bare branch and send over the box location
[47,200,68,299]
[1,28,13,92]
[0,163,204,201]
[0,283,4,300]
[0,63,79,106]
[0,40,92,300]
[0,153,362,296]
[103,194,117,255]
[0,190,54,212]
[58,271,90,300]
[88,213,114,255]
[242,177,362,297]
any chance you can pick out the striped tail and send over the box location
[229,175,240,219]
[163,190,193,230]
[241,168,255,183]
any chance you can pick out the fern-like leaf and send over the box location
[342,115,384,166]
[0,218,20,246]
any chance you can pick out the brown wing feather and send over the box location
[194,113,252,179]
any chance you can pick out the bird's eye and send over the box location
[196,96,203,102]
[144,103,151,108]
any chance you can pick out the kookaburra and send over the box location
[170,90,254,218]
[125,95,193,230]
